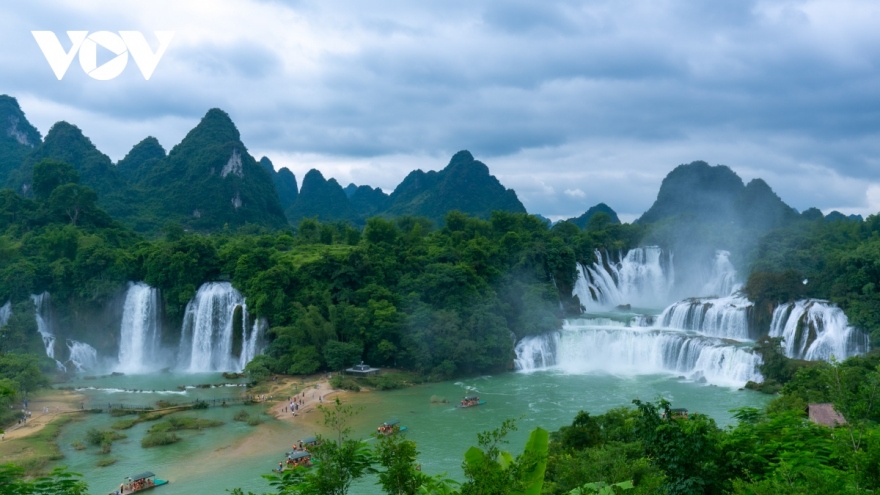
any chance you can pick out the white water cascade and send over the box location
[769,300,869,361]
[573,247,674,310]
[178,282,264,372]
[656,296,753,340]
[700,250,741,297]
[514,319,762,388]
[66,340,98,371]
[31,292,65,371]
[117,282,162,373]
[0,301,10,328]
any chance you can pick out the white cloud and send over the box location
[564,188,586,198]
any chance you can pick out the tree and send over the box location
[459,419,549,495]
[375,432,426,495]
[0,464,89,495]
[32,159,79,200]
[323,340,363,371]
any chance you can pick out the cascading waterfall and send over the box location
[514,319,762,388]
[0,301,10,328]
[117,282,162,373]
[700,250,741,297]
[31,292,65,371]
[656,296,753,340]
[66,340,98,371]
[573,247,674,310]
[239,312,266,371]
[178,282,264,372]
[769,300,869,360]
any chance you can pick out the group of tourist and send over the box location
[460,396,481,407]
[377,424,397,435]
[115,477,154,494]
[283,394,303,415]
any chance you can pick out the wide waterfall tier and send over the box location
[178,282,265,372]
[514,319,763,388]
[656,296,753,340]
[117,282,162,373]
[769,300,870,360]
[0,301,10,328]
[573,247,674,310]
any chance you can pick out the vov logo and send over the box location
[32,31,175,80]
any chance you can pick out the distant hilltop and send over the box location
[0,94,855,233]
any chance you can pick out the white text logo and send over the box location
[32,31,175,80]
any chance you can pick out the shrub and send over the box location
[329,375,361,392]
[97,458,117,467]
[111,419,138,430]
[141,432,180,448]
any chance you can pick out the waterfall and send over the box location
[700,250,741,297]
[769,300,869,360]
[31,292,65,371]
[239,312,267,371]
[514,333,559,372]
[0,301,10,328]
[656,296,753,340]
[573,247,674,310]
[66,340,98,371]
[514,319,762,388]
[117,282,162,373]
[178,282,264,372]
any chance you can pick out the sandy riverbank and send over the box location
[208,375,360,461]
[1,389,84,441]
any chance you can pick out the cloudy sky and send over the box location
[2,0,879,222]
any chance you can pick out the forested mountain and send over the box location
[0,95,40,186]
[566,203,620,229]
[382,150,526,224]
[135,108,287,231]
[259,157,299,212]
[348,184,389,218]
[637,160,799,232]
[6,121,122,198]
[287,169,361,225]
[117,136,166,183]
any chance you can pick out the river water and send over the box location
[53,370,768,495]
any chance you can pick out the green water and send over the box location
[51,370,769,495]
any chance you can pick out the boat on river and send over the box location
[458,395,485,408]
[377,419,407,435]
[286,450,312,468]
[109,471,167,494]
